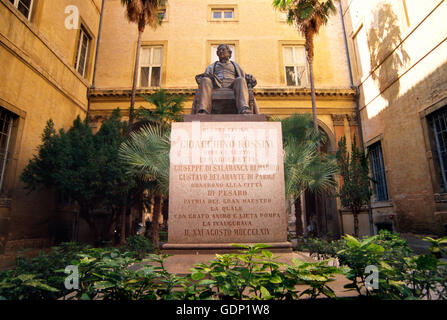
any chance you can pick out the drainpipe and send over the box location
[87,0,105,119]
[338,1,375,236]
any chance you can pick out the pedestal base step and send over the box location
[161,242,292,255]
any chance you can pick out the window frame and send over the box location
[368,140,389,202]
[9,0,34,20]
[208,5,238,22]
[138,45,164,88]
[426,105,447,194]
[279,42,308,88]
[0,107,19,194]
[74,25,92,78]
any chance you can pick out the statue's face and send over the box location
[217,45,231,62]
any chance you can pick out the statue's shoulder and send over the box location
[205,62,217,73]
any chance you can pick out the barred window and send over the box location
[369,141,389,201]
[0,108,16,192]
[428,107,447,192]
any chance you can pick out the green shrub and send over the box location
[190,244,342,300]
[123,234,154,260]
[0,242,90,300]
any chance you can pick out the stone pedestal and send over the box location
[162,116,292,253]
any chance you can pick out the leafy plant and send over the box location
[336,135,372,237]
[422,236,447,258]
[191,244,341,300]
[123,234,154,259]
[21,110,133,244]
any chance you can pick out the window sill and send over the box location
[371,200,393,209]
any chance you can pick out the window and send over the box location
[208,5,238,22]
[9,0,33,20]
[74,27,91,77]
[211,8,234,20]
[210,44,236,63]
[369,141,389,201]
[283,46,308,87]
[428,107,447,192]
[158,9,167,21]
[139,46,163,87]
[0,108,16,193]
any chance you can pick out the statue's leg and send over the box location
[232,77,251,114]
[197,77,213,114]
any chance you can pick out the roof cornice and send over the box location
[89,87,356,99]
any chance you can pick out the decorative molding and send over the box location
[331,114,346,126]
[89,87,357,99]
[346,113,359,126]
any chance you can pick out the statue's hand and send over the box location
[195,73,206,85]
[245,74,257,88]
[195,73,215,85]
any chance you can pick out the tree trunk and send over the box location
[152,194,162,251]
[294,196,303,237]
[353,210,359,238]
[119,201,127,245]
[162,197,169,229]
[128,29,144,135]
[307,52,318,133]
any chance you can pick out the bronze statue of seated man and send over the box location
[194,44,257,115]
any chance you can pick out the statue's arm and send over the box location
[195,65,214,85]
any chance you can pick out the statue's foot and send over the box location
[197,109,208,115]
[239,107,252,115]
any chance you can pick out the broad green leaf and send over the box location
[260,286,272,299]
[269,274,282,284]
[343,234,361,248]
[191,271,205,281]
[262,250,273,258]
[93,281,115,290]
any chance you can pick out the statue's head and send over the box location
[217,44,232,62]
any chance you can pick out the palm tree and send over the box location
[136,90,185,129]
[281,114,338,237]
[119,124,170,250]
[273,0,336,131]
[120,89,185,249]
[120,0,167,134]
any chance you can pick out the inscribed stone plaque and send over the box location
[167,121,287,245]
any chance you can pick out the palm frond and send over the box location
[121,0,167,30]
[119,124,170,196]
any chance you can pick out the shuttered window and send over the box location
[139,46,163,87]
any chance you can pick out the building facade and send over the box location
[341,0,447,235]
[5,0,446,251]
[89,0,358,238]
[0,0,102,252]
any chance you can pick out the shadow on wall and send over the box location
[367,3,410,104]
